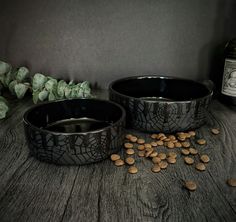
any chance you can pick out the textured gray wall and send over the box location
[0,0,235,89]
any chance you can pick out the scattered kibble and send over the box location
[188,131,196,137]
[227,178,236,187]
[167,141,175,149]
[211,128,220,135]
[137,138,145,144]
[128,166,138,174]
[167,156,177,164]
[152,164,161,173]
[150,151,158,157]
[125,134,133,140]
[151,134,157,139]
[200,154,210,163]
[144,143,152,149]
[158,153,167,160]
[168,135,176,141]
[151,141,158,147]
[156,140,164,146]
[181,149,190,155]
[189,148,198,155]
[167,152,177,158]
[125,157,135,165]
[126,149,135,155]
[195,162,206,171]
[138,150,145,157]
[114,159,125,166]
[159,161,168,169]
[184,157,194,165]
[124,143,133,149]
[110,154,120,161]
[182,141,191,148]
[175,142,182,148]
[137,145,145,151]
[130,136,138,143]
[145,150,153,157]
[184,180,197,191]
[197,139,206,145]
[152,156,162,164]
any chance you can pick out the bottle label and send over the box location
[222,59,236,96]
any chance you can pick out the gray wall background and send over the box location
[0,0,235,89]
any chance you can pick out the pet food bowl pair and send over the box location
[24,75,213,165]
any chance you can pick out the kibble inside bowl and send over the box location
[23,98,125,165]
[109,75,213,133]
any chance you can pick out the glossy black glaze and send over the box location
[23,99,125,165]
[109,76,213,133]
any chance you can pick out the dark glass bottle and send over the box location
[221,38,236,105]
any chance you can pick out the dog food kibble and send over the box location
[211,128,220,135]
[124,143,134,149]
[150,151,158,157]
[138,150,145,157]
[137,138,145,144]
[195,162,206,171]
[164,138,171,142]
[157,133,165,139]
[178,136,186,142]
[128,166,138,174]
[189,148,198,155]
[159,161,168,169]
[185,181,197,191]
[167,142,175,149]
[126,149,135,155]
[151,134,158,139]
[158,153,167,160]
[144,143,152,149]
[188,131,196,137]
[182,142,191,148]
[145,150,153,157]
[125,157,135,165]
[181,149,190,155]
[157,140,164,146]
[197,139,206,145]
[110,154,120,161]
[138,145,145,151]
[152,156,162,164]
[160,136,167,141]
[114,159,125,166]
[168,152,177,158]
[167,156,177,164]
[227,178,236,187]
[184,157,194,165]
[151,141,158,147]
[125,134,133,140]
[152,164,161,173]
[200,154,210,163]
[175,142,182,148]
[168,135,176,141]
[130,136,138,143]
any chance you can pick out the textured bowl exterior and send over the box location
[109,85,212,133]
[23,100,125,165]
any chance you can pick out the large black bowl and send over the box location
[23,98,125,165]
[109,75,213,133]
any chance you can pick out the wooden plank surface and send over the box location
[0,94,236,222]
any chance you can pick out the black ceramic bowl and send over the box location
[109,75,213,133]
[23,98,125,165]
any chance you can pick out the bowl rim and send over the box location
[109,75,213,103]
[23,98,126,136]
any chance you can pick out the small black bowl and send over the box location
[23,98,125,165]
[109,75,213,133]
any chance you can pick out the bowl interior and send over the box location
[111,77,211,101]
[24,99,124,133]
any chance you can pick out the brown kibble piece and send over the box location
[195,162,206,171]
[200,154,210,163]
[181,149,190,155]
[138,150,145,157]
[152,164,161,173]
[159,161,168,169]
[167,156,177,164]
[126,149,135,155]
[128,166,138,174]
[227,178,236,187]
[137,138,145,144]
[167,141,175,149]
[151,134,158,139]
[168,135,176,141]
[151,141,158,147]
[150,151,158,157]
[175,142,182,148]
[125,134,133,140]
[197,139,206,145]
[189,148,198,155]
[125,157,135,165]
[145,150,153,157]
[158,153,167,160]
[130,136,138,143]
[164,138,171,142]
[188,131,196,137]
[185,133,191,139]
[152,156,161,164]
[114,159,125,166]
[110,154,120,161]
[156,140,164,146]
[211,128,220,135]
[124,143,134,149]
[182,141,191,148]
[168,152,177,158]
[144,143,152,149]
[160,136,167,141]
[137,145,145,151]
[156,133,165,139]
[184,181,197,191]
[184,157,194,165]
[178,136,186,142]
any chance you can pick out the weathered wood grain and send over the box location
[0,94,236,222]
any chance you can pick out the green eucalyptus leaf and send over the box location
[0,75,5,85]
[64,85,72,99]
[14,83,28,99]
[68,80,75,86]
[45,78,57,92]
[0,61,11,75]
[48,92,56,101]
[80,81,90,89]
[4,69,14,87]
[57,80,67,98]
[32,91,40,104]
[8,80,18,95]
[77,88,84,97]
[0,97,9,119]
[16,67,29,82]
[38,90,49,101]
[32,73,47,91]
[71,85,78,98]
